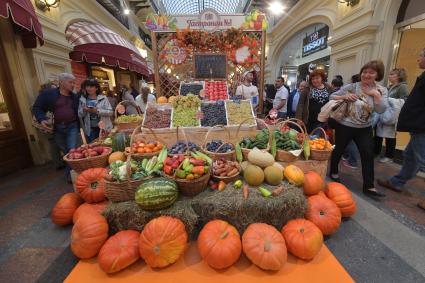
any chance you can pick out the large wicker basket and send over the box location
[211,160,241,183]
[172,171,211,197]
[63,129,111,173]
[202,125,235,161]
[275,120,306,162]
[309,127,333,161]
[126,124,163,161]
[168,126,200,158]
[236,118,271,161]
[104,153,153,202]
[114,100,143,132]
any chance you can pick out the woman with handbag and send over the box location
[295,69,333,132]
[329,60,388,197]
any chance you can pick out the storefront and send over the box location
[0,0,44,175]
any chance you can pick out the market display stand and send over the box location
[65,243,354,283]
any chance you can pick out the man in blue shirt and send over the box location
[287,81,307,118]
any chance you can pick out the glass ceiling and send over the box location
[160,0,247,14]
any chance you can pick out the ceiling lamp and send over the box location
[124,8,131,15]
[268,1,285,15]
[338,0,360,7]
[35,0,60,11]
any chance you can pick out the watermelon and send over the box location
[135,178,178,210]
[112,133,129,152]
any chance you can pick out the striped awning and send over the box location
[0,0,44,48]
[65,21,148,76]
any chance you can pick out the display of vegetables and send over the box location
[67,144,111,159]
[309,138,332,150]
[171,95,201,127]
[163,153,210,180]
[239,128,269,150]
[206,139,233,153]
[273,129,302,151]
[204,81,228,101]
[213,160,240,177]
[115,114,143,123]
[200,102,227,127]
[169,141,200,155]
[143,106,171,129]
[225,100,255,125]
[129,140,164,154]
[107,148,167,181]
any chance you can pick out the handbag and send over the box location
[317,100,348,122]
[329,101,349,122]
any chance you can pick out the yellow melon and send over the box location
[108,151,126,164]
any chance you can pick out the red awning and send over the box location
[0,0,44,48]
[66,21,149,77]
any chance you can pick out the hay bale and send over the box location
[103,182,307,238]
[103,199,199,237]
[191,183,307,234]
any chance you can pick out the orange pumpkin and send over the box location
[51,192,83,226]
[72,201,108,224]
[139,216,188,268]
[242,223,287,271]
[157,96,168,104]
[306,195,341,235]
[71,213,109,259]
[281,219,323,260]
[197,220,241,269]
[303,171,325,195]
[283,165,304,186]
[317,191,327,198]
[75,168,108,203]
[98,230,140,273]
[326,182,357,217]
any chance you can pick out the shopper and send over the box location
[235,71,259,109]
[120,85,139,115]
[264,84,277,115]
[33,73,79,181]
[272,77,289,119]
[129,83,139,100]
[375,68,409,163]
[378,49,425,210]
[329,60,388,198]
[136,86,156,113]
[78,78,113,143]
[106,90,118,110]
[287,81,307,118]
[331,77,344,92]
[296,69,333,132]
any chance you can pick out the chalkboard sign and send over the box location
[194,53,227,80]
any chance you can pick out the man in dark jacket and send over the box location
[33,73,79,180]
[378,48,425,211]
[287,81,307,118]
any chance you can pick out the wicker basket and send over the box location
[63,129,111,173]
[104,153,153,202]
[114,100,143,132]
[201,125,235,161]
[275,120,306,162]
[172,171,211,197]
[309,127,333,161]
[126,124,164,161]
[211,160,241,183]
[168,126,200,158]
[236,118,272,161]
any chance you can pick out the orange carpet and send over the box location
[65,243,354,283]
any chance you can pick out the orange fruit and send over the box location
[137,148,145,153]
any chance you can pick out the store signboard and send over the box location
[302,27,329,57]
[145,9,267,32]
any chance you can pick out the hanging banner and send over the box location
[145,9,267,32]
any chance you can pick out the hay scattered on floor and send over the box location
[104,181,307,238]
[103,199,199,237]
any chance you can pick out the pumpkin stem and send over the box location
[320,210,325,216]
[264,239,271,252]
[90,182,98,189]
[220,230,229,240]
[153,245,161,254]
[299,227,304,233]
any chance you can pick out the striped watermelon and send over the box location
[135,178,178,210]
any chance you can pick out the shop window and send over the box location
[0,87,12,131]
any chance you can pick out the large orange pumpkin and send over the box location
[51,192,83,226]
[139,216,188,268]
[98,230,140,273]
[303,171,325,195]
[242,223,287,271]
[305,195,341,235]
[197,220,241,269]
[281,219,323,260]
[72,201,108,224]
[75,168,108,203]
[71,214,109,259]
[326,182,357,217]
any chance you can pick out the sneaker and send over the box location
[379,157,392,163]
[342,160,358,169]
[341,156,348,161]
